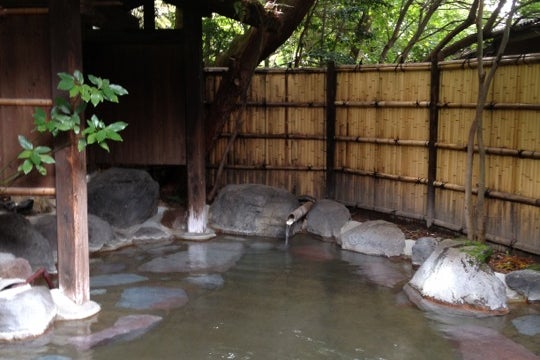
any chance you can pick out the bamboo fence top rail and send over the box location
[0,98,53,106]
[0,7,48,16]
[0,187,55,196]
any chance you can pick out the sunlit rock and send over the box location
[69,314,162,350]
[338,220,405,257]
[116,286,188,310]
[138,241,244,273]
[305,199,350,241]
[406,240,508,315]
[209,184,299,238]
[0,284,56,341]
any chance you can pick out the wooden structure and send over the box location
[205,55,540,255]
[0,1,208,304]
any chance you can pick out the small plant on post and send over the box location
[14,70,128,179]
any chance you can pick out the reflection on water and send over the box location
[1,234,538,360]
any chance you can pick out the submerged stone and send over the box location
[90,273,148,288]
[138,242,243,273]
[185,274,225,290]
[441,324,539,360]
[116,286,188,310]
[512,315,540,336]
[341,251,411,288]
[70,314,162,350]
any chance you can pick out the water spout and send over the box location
[284,201,314,247]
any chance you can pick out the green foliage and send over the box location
[17,71,128,176]
[461,241,494,264]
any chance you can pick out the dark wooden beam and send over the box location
[143,0,155,30]
[325,61,337,199]
[426,57,441,228]
[49,0,90,304]
[183,8,207,233]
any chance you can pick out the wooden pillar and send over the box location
[144,0,155,30]
[183,7,207,233]
[325,61,337,199]
[49,0,90,304]
[426,57,441,228]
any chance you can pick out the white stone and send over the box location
[51,289,101,321]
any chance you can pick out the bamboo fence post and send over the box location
[326,61,337,199]
[426,56,441,228]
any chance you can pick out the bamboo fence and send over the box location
[205,54,540,254]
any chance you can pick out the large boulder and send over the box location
[411,237,438,267]
[33,213,113,253]
[305,199,350,241]
[0,213,56,274]
[406,240,508,315]
[338,220,405,257]
[0,284,56,341]
[209,184,299,238]
[87,168,159,228]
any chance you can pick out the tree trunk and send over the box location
[206,0,316,153]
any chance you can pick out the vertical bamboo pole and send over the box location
[49,0,89,304]
[184,7,207,233]
[326,61,337,199]
[426,57,440,228]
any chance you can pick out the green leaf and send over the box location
[73,70,84,84]
[34,146,52,154]
[33,108,48,131]
[17,149,32,159]
[30,152,41,165]
[77,138,87,152]
[96,129,107,143]
[57,72,74,90]
[36,164,47,176]
[99,141,110,152]
[90,92,104,107]
[105,130,123,142]
[18,135,33,150]
[40,154,55,164]
[87,133,97,145]
[88,74,102,88]
[108,121,128,132]
[109,84,128,96]
[18,159,33,175]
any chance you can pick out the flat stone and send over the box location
[70,314,162,350]
[116,286,188,310]
[90,273,148,288]
[512,315,540,336]
[441,324,539,360]
[138,242,244,274]
[185,274,225,290]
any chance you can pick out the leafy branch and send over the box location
[16,70,128,177]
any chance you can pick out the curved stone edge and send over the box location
[50,289,101,321]
[403,283,509,318]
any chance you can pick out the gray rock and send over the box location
[0,213,56,274]
[69,314,162,350]
[338,220,405,257]
[34,214,113,253]
[512,315,540,336]
[407,240,508,313]
[0,285,56,341]
[411,237,438,267]
[305,199,350,241]
[209,184,299,238]
[88,168,159,228]
[505,269,540,302]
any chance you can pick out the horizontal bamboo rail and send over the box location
[339,167,540,207]
[0,98,53,106]
[0,187,56,196]
[208,164,325,171]
[219,132,325,141]
[0,7,48,16]
[336,136,428,147]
